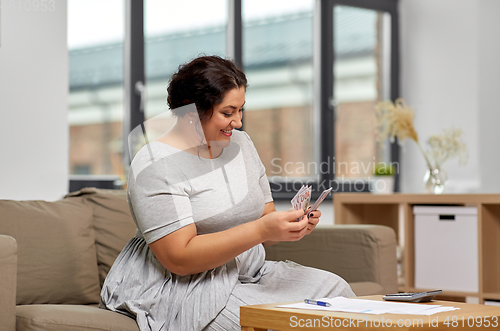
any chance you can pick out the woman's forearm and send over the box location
[173,221,265,275]
[262,202,278,247]
[149,207,307,276]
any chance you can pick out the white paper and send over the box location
[277,297,459,316]
[409,307,460,315]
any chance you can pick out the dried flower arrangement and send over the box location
[374,98,468,170]
[426,128,468,168]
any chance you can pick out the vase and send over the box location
[423,167,447,194]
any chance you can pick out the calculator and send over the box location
[383,290,442,302]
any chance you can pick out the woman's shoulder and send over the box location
[231,129,253,145]
[130,141,169,166]
[128,142,181,181]
[229,130,262,161]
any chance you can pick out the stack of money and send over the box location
[291,186,333,221]
[291,185,312,221]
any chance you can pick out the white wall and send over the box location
[477,0,500,193]
[0,2,68,200]
[399,0,500,193]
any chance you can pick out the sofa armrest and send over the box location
[264,224,397,295]
[0,235,17,331]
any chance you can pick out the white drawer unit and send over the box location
[414,206,478,293]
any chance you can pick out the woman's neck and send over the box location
[155,123,223,159]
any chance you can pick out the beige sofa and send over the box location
[0,188,397,331]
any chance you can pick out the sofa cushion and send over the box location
[265,224,398,294]
[66,188,136,287]
[349,281,384,296]
[0,235,17,331]
[0,197,100,305]
[16,305,139,331]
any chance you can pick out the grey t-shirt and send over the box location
[101,130,355,331]
[127,130,273,244]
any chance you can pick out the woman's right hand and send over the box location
[257,209,309,242]
[150,207,307,276]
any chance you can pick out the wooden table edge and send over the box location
[240,296,500,330]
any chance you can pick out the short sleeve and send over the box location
[241,131,273,204]
[127,150,194,244]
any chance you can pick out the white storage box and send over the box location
[414,206,478,293]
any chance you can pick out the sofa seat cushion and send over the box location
[349,281,385,296]
[16,305,139,331]
[0,197,100,305]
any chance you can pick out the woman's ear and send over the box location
[186,112,196,124]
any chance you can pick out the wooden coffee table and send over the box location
[240,296,500,330]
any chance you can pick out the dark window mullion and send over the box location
[317,0,335,187]
[123,0,145,167]
[390,10,401,192]
[332,0,398,13]
[226,0,243,69]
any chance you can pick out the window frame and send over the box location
[70,0,400,198]
[317,0,401,197]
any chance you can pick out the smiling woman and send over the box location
[157,56,247,158]
[99,55,355,331]
[201,87,244,143]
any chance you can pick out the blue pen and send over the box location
[304,299,331,307]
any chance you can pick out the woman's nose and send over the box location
[232,114,242,129]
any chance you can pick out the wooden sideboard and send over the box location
[333,193,500,303]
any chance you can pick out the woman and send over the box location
[100,55,354,331]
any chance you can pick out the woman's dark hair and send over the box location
[167,55,248,122]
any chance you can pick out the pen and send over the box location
[304,299,331,307]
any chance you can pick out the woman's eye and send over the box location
[224,113,232,117]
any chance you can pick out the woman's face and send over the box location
[201,87,245,144]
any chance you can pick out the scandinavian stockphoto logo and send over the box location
[268,157,400,193]
[128,104,248,215]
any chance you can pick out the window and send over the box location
[144,0,227,122]
[68,0,399,195]
[242,0,315,182]
[333,5,393,179]
[68,0,125,184]
[315,0,400,194]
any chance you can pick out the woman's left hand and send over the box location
[305,208,321,235]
